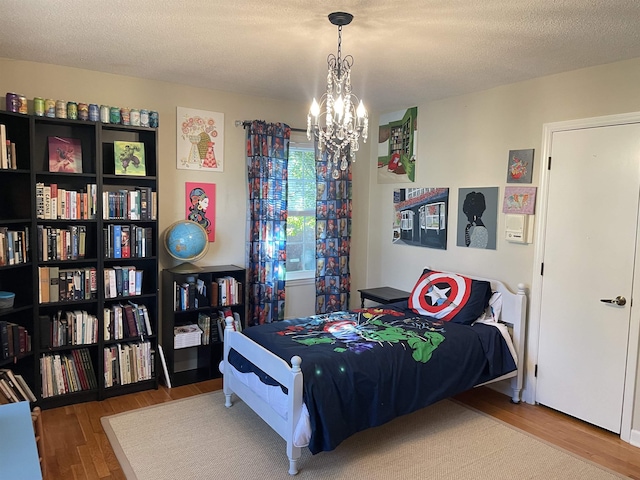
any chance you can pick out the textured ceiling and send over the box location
[1,0,640,113]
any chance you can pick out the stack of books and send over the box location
[173,324,202,349]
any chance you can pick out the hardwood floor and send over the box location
[40,382,640,479]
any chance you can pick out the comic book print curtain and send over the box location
[245,121,290,326]
[315,152,352,313]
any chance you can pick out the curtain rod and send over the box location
[234,120,306,133]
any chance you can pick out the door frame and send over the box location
[528,111,640,443]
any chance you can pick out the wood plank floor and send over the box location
[40,382,640,479]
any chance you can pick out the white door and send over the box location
[537,122,640,433]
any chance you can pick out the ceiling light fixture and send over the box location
[307,12,368,178]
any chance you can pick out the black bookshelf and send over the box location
[161,265,246,387]
[0,110,159,409]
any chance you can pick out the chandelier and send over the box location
[307,12,368,178]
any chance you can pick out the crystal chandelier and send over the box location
[307,12,368,178]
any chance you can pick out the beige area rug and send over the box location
[102,390,626,480]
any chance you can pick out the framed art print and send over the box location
[506,149,534,183]
[177,107,224,172]
[114,141,146,176]
[456,187,499,249]
[185,182,216,242]
[503,186,537,214]
[392,187,448,249]
[48,137,82,173]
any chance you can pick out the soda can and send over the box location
[109,106,120,124]
[5,93,19,113]
[67,101,78,120]
[120,107,130,125]
[100,105,110,123]
[56,100,67,118]
[88,104,99,121]
[77,103,89,121]
[44,99,56,118]
[34,97,45,116]
[149,110,159,128]
[140,109,149,127]
[18,95,28,114]
[130,108,140,126]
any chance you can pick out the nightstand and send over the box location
[358,287,410,308]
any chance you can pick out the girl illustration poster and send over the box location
[456,187,498,249]
[185,182,216,241]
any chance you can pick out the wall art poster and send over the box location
[185,182,215,242]
[114,141,146,176]
[177,107,224,172]
[377,107,417,184]
[506,148,534,183]
[503,186,537,214]
[392,187,448,249]
[48,137,82,173]
[456,187,499,249]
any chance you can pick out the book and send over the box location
[39,266,50,303]
[13,374,36,402]
[0,124,7,169]
[48,136,83,173]
[114,141,146,176]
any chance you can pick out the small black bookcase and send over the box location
[161,265,246,387]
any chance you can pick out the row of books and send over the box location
[104,302,153,341]
[38,266,98,303]
[103,187,156,221]
[0,321,32,360]
[103,341,154,388]
[37,224,86,261]
[36,182,98,220]
[40,348,98,398]
[172,277,243,311]
[0,124,17,170]
[104,266,143,298]
[104,224,153,259]
[0,368,37,404]
[0,226,29,266]
[39,310,99,348]
[202,309,242,345]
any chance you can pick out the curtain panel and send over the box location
[315,153,352,313]
[245,121,290,326]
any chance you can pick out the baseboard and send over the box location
[629,428,640,447]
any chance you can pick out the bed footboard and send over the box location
[221,319,303,475]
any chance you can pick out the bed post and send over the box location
[287,355,303,475]
[222,317,235,408]
[510,283,527,404]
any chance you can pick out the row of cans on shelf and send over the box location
[5,92,158,127]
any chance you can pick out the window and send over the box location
[286,133,316,280]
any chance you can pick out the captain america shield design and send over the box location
[409,271,472,320]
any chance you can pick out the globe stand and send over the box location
[169,262,204,274]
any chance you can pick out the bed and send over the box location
[220,269,527,475]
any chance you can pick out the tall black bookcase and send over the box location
[161,265,246,387]
[0,110,159,409]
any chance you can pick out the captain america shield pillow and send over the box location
[408,269,492,325]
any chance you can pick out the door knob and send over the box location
[600,296,627,306]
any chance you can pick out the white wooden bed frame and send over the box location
[221,275,527,475]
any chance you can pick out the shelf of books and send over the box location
[0,109,159,409]
[161,265,246,387]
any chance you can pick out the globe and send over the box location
[164,220,209,272]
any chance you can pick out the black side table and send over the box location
[358,287,411,308]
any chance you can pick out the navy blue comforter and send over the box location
[229,303,515,454]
